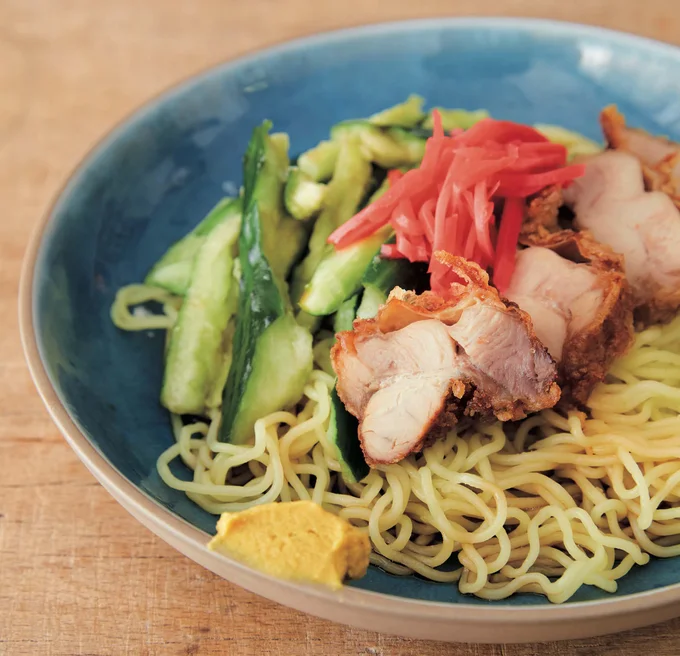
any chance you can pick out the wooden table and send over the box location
[3,1,680,654]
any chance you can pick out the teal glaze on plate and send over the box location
[31,18,680,607]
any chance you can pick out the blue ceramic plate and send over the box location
[20,18,680,643]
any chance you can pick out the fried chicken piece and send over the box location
[521,184,563,240]
[332,254,560,466]
[506,231,634,405]
[601,105,680,209]
[563,150,680,326]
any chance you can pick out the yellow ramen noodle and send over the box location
[116,285,680,603]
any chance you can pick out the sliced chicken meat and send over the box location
[505,231,634,404]
[601,105,680,209]
[332,254,560,466]
[563,149,680,325]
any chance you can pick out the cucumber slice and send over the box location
[357,252,430,319]
[313,336,336,377]
[356,284,386,320]
[284,167,327,220]
[291,136,373,303]
[299,226,392,316]
[327,386,369,484]
[368,94,425,128]
[333,295,359,333]
[225,313,312,444]
[534,124,603,161]
[422,108,490,132]
[220,121,313,444]
[145,197,241,295]
[331,121,426,169]
[297,140,340,182]
[160,213,241,415]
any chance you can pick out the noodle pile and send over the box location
[113,285,680,603]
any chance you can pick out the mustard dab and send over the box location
[208,500,370,589]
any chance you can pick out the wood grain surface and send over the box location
[3,1,680,654]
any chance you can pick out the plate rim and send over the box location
[18,15,680,626]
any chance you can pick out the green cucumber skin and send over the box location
[220,121,284,439]
[219,121,312,445]
[327,386,369,484]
